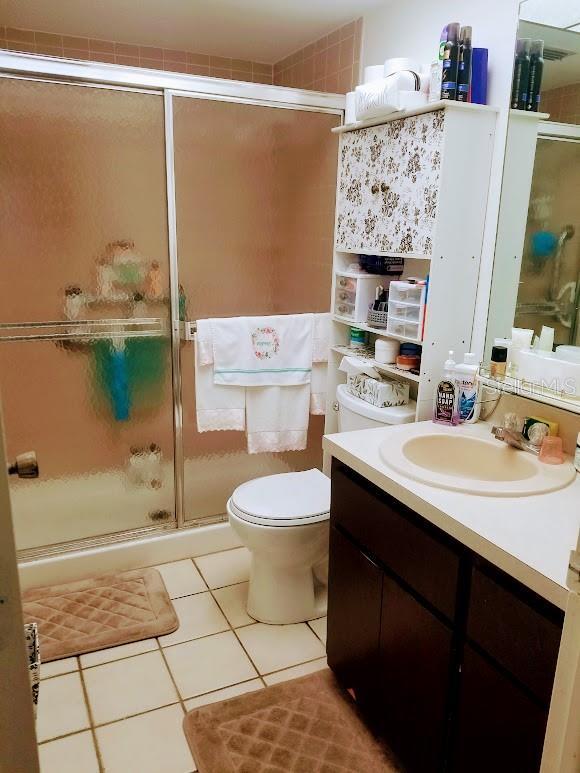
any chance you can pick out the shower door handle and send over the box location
[7,451,39,479]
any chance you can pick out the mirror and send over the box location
[485,0,580,413]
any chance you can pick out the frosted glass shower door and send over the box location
[0,78,175,552]
[515,137,580,346]
[172,95,339,523]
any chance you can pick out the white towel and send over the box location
[246,385,310,454]
[312,313,331,363]
[194,336,245,432]
[211,314,314,386]
[310,362,328,415]
[195,319,214,366]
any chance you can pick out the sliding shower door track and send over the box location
[17,512,228,562]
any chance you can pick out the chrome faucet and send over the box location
[491,426,540,455]
[491,411,547,455]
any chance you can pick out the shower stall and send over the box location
[0,53,342,561]
[515,126,580,345]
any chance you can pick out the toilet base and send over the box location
[247,555,327,625]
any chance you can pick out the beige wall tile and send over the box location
[89,38,114,53]
[62,35,89,50]
[209,55,231,69]
[163,47,187,63]
[6,27,35,43]
[115,42,138,57]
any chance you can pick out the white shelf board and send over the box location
[333,315,423,345]
[332,100,498,135]
[478,374,580,416]
[331,345,421,383]
[335,248,431,260]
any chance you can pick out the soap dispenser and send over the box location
[433,350,458,425]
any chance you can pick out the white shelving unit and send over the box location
[324,101,498,431]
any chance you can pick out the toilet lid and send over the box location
[230,469,330,525]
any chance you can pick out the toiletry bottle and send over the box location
[457,26,473,102]
[433,351,458,425]
[527,40,544,112]
[511,39,531,110]
[430,25,449,102]
[441,23,461,100]
[454,352,479,424]
[490,345,507,378]
[575,432,580,473]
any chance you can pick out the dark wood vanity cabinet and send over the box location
[327,460,564,773]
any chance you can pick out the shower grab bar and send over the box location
[0,317,167,329]
[0,330,167,342]
[0,318,170,342]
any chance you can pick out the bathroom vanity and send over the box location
[324,423,580,773]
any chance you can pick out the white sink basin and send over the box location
[379,424,576,496]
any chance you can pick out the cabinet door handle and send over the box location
[381,182,389,193]
[371,183,379,194]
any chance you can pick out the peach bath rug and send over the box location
[22,568,178,662]
[183,669,402,773]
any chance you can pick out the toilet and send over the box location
[228,384,416,625]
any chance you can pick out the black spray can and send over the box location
[511,38,531,110]
[527,40,544,112]
[457,26,473,102]
[441,22,461,100]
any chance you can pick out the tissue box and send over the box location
[347,374,409,407]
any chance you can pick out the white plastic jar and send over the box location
[375,338,399,364]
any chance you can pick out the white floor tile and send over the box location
[212,582,255,628]
[36,672,90,742]
[184,679,264,711]
[80,638,157,669]
[83,650,179,725]
[155,560,207,599]
[194,548,251,589]
[236,623,326,675]
[308,616,327,645]
[263,657,328,686]
[38,731,99,773]
[40,657,78,680]
[159,593,229,647]
[164,631,257,699]
[96,704,195,773]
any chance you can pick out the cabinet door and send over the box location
[335,128,378,253]
[335,112,443,256]
[452,645,548,773]
[327,525,383,709]
[379,575,453,772]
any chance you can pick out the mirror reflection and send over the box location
[485,0,580,410]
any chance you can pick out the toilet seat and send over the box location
[229,469,330,527]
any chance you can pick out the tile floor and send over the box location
[36,547,328,773]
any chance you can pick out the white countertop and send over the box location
[323,421,580,610]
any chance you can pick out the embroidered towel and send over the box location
[194,336,245,432]
[246,384,311,453]
[211,314,314,387]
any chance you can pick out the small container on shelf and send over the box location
[334,271,388,323]
[387,280,427,342]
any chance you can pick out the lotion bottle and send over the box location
[433,351,458,425]
[454,352,480,424]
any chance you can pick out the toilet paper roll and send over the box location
[363,64,385,84]
[345,91,356,124]
[398,90,428,110]
[383,58,422,78]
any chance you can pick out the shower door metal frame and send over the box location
[0,50,344,554]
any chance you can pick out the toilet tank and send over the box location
[336,383,416,431]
